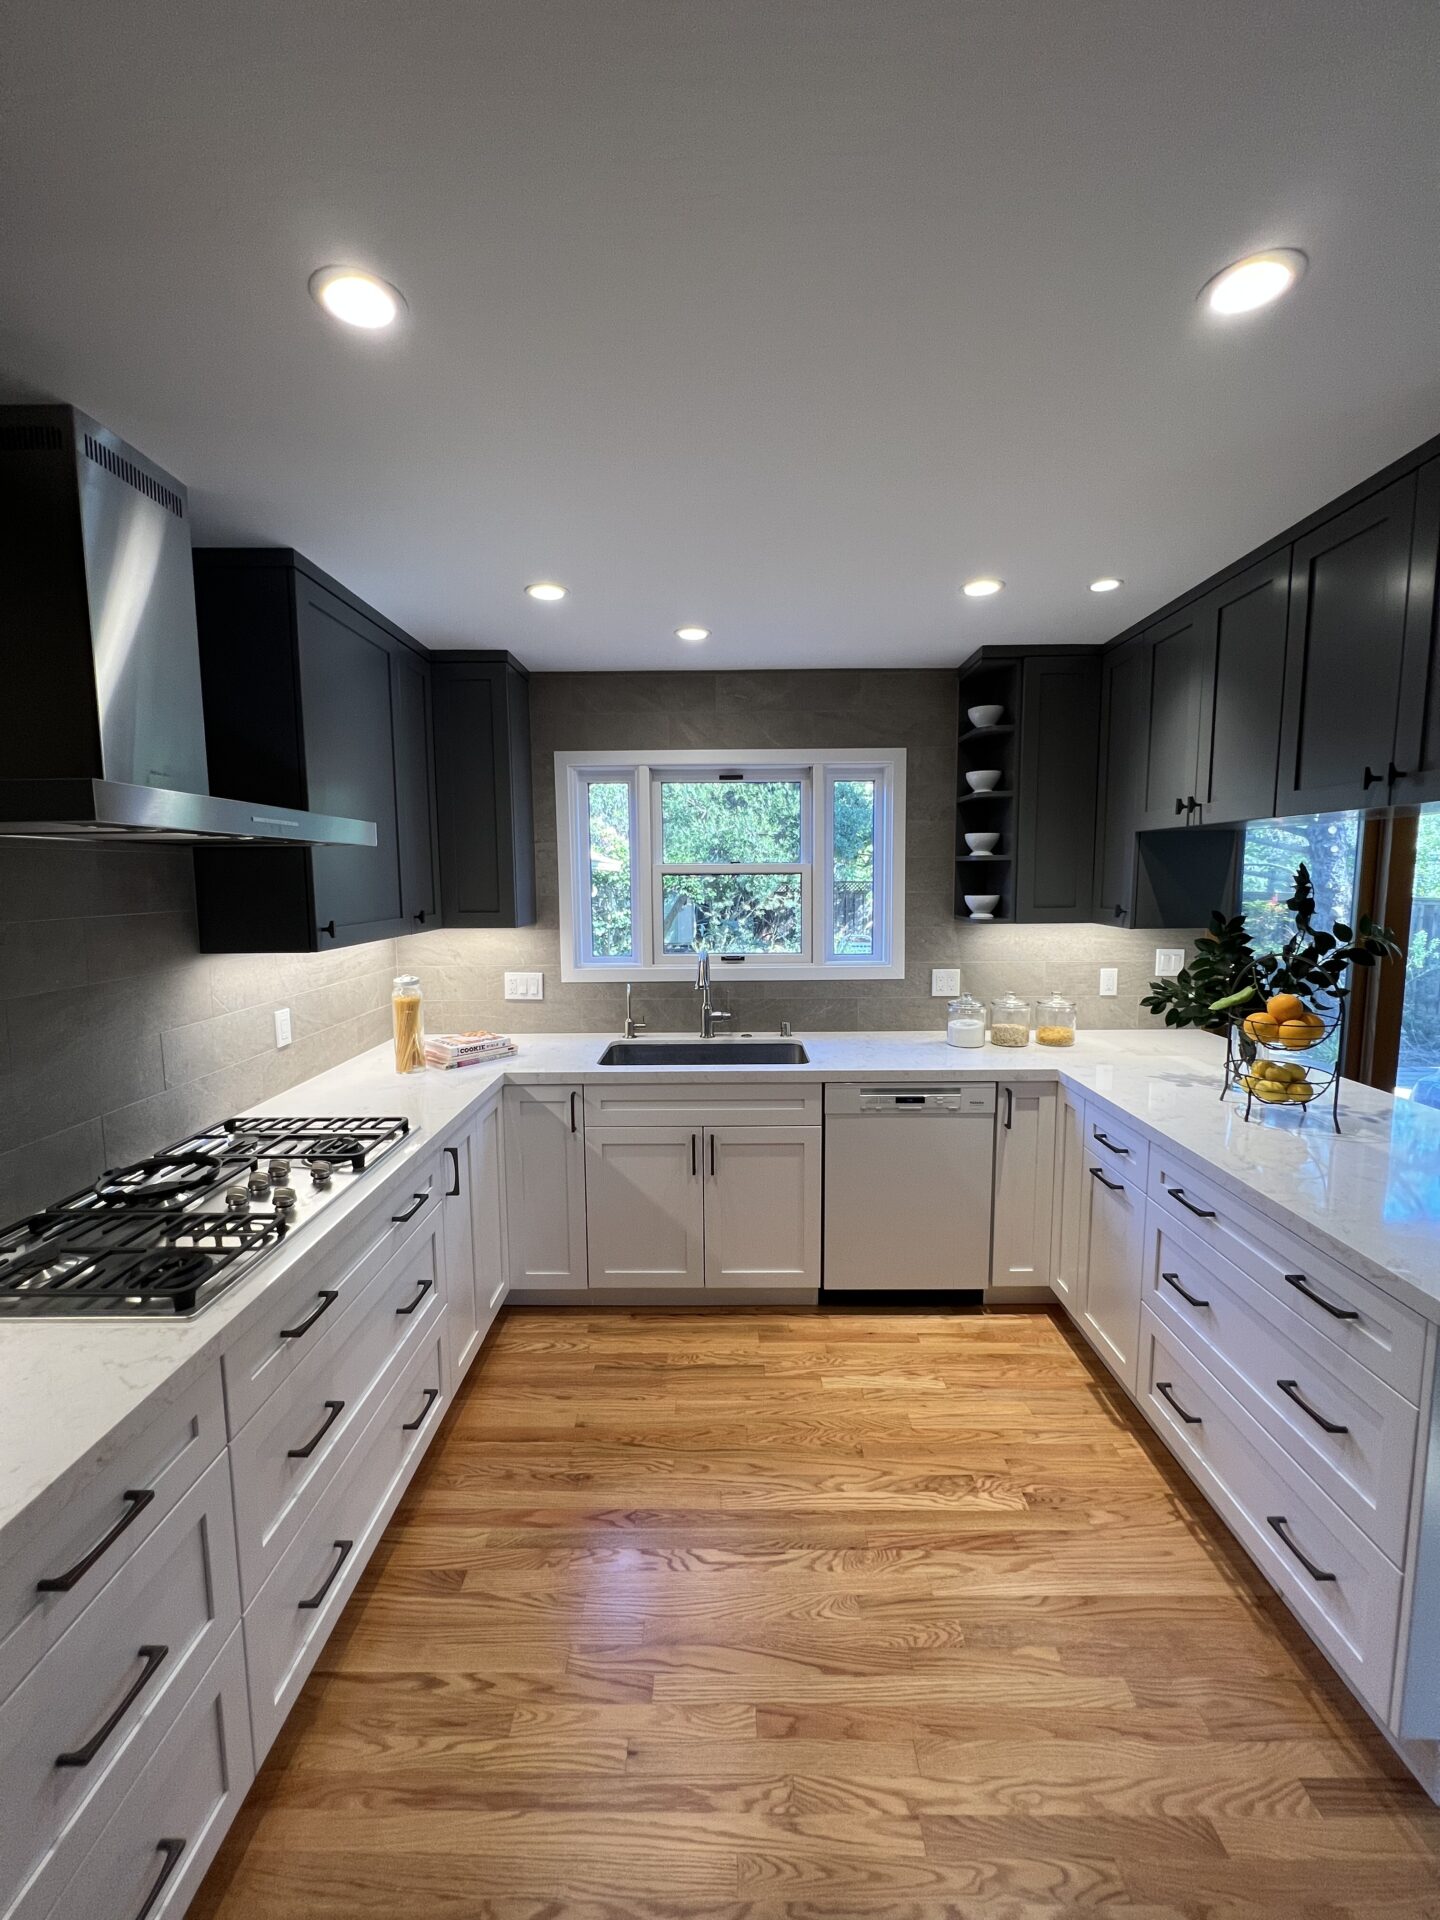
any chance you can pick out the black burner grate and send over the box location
[0,1208,287,1313]
[219,1115,410,1170]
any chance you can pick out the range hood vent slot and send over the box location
[82,432,185,517]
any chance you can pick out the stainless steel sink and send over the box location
[596,1040,810,1066]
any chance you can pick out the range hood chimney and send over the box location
[0,405,377,847]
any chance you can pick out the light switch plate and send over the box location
[931,968,961,997]
[1154,947,1185,978]
[1098,967,1118,998]
[504,971,544,1001]
[274,1006,292,1048]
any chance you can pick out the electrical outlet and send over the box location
[1098,967,1118,998]
[931,968,961,997]
[1154,947,1185,978]
[504,971,544,1001]
[274,1006,292,1048]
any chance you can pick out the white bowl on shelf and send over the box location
[965,831,999,855]
[967,704,1005,729]
[964,894,1000,918]
[965,768,1001,792]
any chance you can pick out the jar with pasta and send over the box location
[988,993,1031,1048]
[392,973,425,1074]
[1035,994,1077,1047]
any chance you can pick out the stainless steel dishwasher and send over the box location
[823,1084,996,1291]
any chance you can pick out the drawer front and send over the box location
[1147,1211,1418,1564]
[1148,1150,1423,1402]
[42,1626,253,1920]
[229,1215,443,1604]
[0,1366,225,1711]
[1140,1309,1402,1716]
[1,1453,240,1920]
[1081,1100,1150,1185]
[244,1318,447,1761]
[583,1081,824,1129]
[223,1154,441,1431]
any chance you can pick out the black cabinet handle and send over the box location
[1174,796,1187,815]
[37,1488,155,1594]
[1168,1186,1216,1220]
[1003,1087,1013,1130]
[319,919,337,939]
[1267,1514,1337,1582]
[710,1132,717,1177]
[690,1132,697,1177]
[133,1839,186,1920]
[391,1191,427,1224]
[1362,765,1385,790]
[1092,1127,1130,1156]
[1161,1270,1210,1309]
[1389,761,1407,784]
[1285,1272,1359,1321]
[444,1145,460,1197]
[395,1276,433,1317]
[1113,904,1125,920]
[570,1091,578,1133]
[298,1539,354,1609]
[1155,1380,1202,1425]
[56,1644,168,1767]
[287,1399,346,1459]
[414,909,428,924]
[279,1289,339,1341]
[1089,1166,1124,1191]
[402,1386,441,1432]
[1277,1378,1349,1435]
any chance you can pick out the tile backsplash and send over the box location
[0,667,1193,1220]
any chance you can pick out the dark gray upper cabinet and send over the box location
[390,644,440,927]
[1393,458,1440,806]
[1014,652,1100,922]
[1093,639,1150,923]
[1277,475,1417,815]
[1139,604,1207,828]
[431,656,536,928]
[1194,552,1290,826]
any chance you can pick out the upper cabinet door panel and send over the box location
[1094,640,1149,923]
[1277,475,1416,815]
[1197,553,1290,826]
[1140,605,1206,827]
[1393,458,1440,806]
[1014,654,1099,922]
[390,646,439,927]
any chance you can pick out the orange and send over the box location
[1277,1018,1324,1049]
[1266,993,1305,1024]
[1242,1012,1280,1043]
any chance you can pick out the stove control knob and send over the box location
[225,1183,251,1209]
[272,1185,298,1212]
[247,1171,270,1197]
[269,1158,291,1181]
[306,1157,333,1187]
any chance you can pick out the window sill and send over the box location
[560,961,906,985]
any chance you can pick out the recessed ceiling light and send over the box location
[962,578,1004,598]
[308,266,405,330]
[675,625,709,642]
[1089,577,1123,593]
[1201,249,1307,316]
[525,582,567,602]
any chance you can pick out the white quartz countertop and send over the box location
[3,1024,1439,1560]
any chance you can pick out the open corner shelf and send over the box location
[958,722,1015,744]
[958,788,1013,803]
[956,852,1013,863]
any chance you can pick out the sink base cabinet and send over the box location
[586,1127,706,1288]
[705,1127,821,1289]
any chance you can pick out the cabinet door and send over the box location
[705,1127,821,1289]
[471,1097,509,1338]
[1277,475,1416,814]
[586,1127,705,1289]
[391,645,439,929]
[441,1126,479,1382]
[1093,640,1149,923]
[1079,1156,1145,1392]
[1051,1088,1087,1317]
[433,660,537,928]
[1195,553,1290,825]
[1014,654,1100,922]
[503,1086,587,1290]
[990,1083,1056,1290]
[1394,457,1440,806]
[1140,604,1206,828]
[295,578,404,944]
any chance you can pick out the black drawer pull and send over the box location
[1155,1380,1202,1425]
[56,1644,168,1767]
[391,1191,427,1224]
[1284,1272,1360,1321]
[1277,1378,1349,1435]
[691,1131,697,1177]
[570,1090,578,1133]
[1168,1186,1216,1220]
[280,1289,339,1340]
[319,919,337,939]
[1267,1514,1337,1582]
[134,1838,186,1920]
[444,1145,460,1197]
[1162,1270,1210,1309]
[1092,1127,1131,1156]
[395,1276,434,1317]
[287,1399,346,1459]
[1089,1166,1124,1192]
[402,1386,441,1432]
[37,1488,155,1594]
[1362,764,1385,790]
[298,1539,354,1610]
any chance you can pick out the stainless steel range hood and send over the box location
[0,406,377,846]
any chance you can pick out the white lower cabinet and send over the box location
[705,1126,820,1288]
[990,1083,1057,1291]
[442,1094,508,1379]
[1051,1086,1087,1316]
[1079,1146,1145,1391]
[504,1085,587,1289]
[586,1126,705,1288]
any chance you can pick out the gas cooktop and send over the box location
[0,1114,411,1317]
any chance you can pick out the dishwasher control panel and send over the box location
[824,1083,996,1117]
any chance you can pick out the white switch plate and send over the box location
[1098,967,1118,998]
[931,968,961,997]
[504,971,544,1001]
[274,1006,292,1048]
[1154,947,1186,978]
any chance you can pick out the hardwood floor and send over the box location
[193,1306,1440,1918]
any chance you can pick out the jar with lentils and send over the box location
[988,993,1031,1048]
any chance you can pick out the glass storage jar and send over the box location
[946,993,986,1048]
[392,973,426,1074]
[1035,994,1077,1047]
[989,993,1031,1048]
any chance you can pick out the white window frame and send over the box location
[557,747,906,983]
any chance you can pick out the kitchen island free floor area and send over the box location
[191,1307,1440,1918]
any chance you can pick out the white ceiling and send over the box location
[3,1,1439,670]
